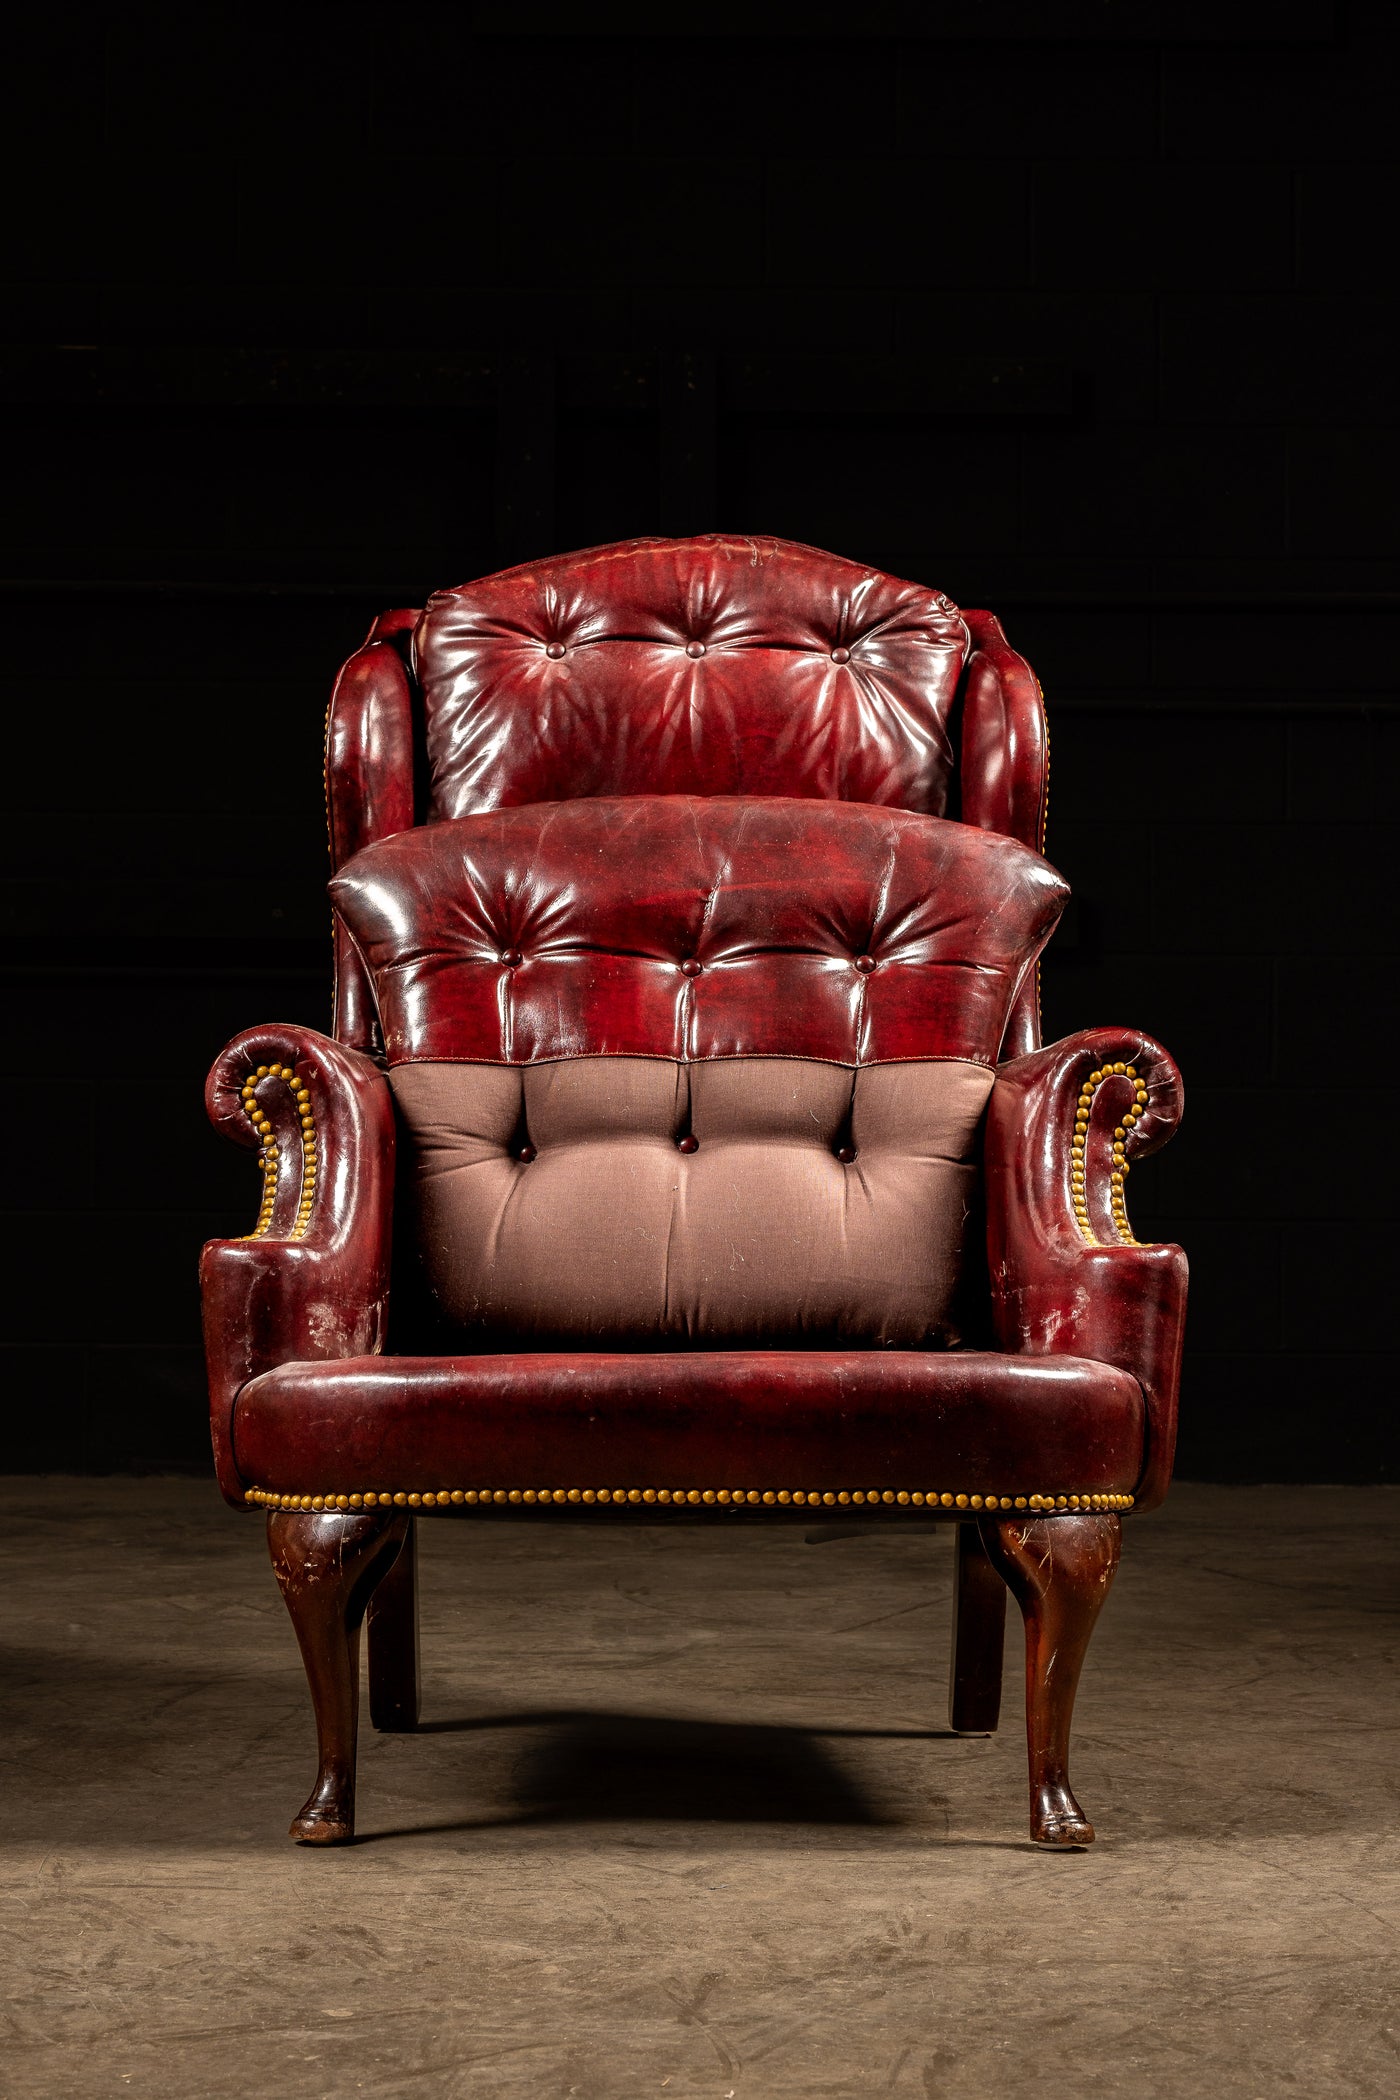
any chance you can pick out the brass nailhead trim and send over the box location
[1071,1061,1149,1248]
[239,1064,318,1241]
[246,1484,1133,1515]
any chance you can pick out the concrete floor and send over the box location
[1,1481,1397,2100]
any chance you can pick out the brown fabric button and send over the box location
[680,958,702,977]
[685,641,706,658]
[544,642,566,660]
[854,954,877,973]
[500,949,523,967]
[832,646,851,664]
[517,1143,537,1164]
[677,1134,699,1154]
[836,1145,857,1164]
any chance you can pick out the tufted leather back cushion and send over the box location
[329,795,1067,1070]
[413,535,970,819]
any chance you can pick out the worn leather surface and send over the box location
[986,1027,1188,1512]
[390,1056,994,1349]
[201,1025,397,1503]
[414,535,970,820]
[329,794,1067,1068]
[232,1350,1145,1500]
[959,609,1048,1059]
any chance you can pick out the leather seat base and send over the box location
[234,1350,1145,1504]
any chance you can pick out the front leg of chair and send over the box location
[948,1522,1007,1733]
[268,1508,410,1844]
[978,1511,1121,1847]
[368,1515,421,1732]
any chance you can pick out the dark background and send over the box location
[4,2,1395,1478]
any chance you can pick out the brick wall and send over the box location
[3,5,1395,1476]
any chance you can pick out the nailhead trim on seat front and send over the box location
[239,1064,318,1240]
[1072,1061,1150,1247]
[245,1484,1134,1515]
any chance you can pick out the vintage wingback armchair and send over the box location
[201,534,1187,1848]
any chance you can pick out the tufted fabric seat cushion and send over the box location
[413,534,970,818]
[330,794,1067,1350]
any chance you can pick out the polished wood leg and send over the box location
[977,1511,1122,1847]
[368,1514,421,1732]
[267,1507,410,1845]
[947,1521,1007,1733]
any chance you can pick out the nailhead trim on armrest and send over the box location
[245,1484,1133,1516]
[1072,1061,1150,1247]
[238,1063,318,1240]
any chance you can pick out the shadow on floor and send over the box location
[363,1709,913,1839]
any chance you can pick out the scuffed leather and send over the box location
[985,1028,1188,1513]
[959,610,1049,1059]
[201,1025,397,1506]
[413,535,970,820]
[325,616,421,1053]
[233,1350,1145,1502]
[329,794,1068,1068]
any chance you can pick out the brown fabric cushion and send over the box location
[391,1056,994,1349]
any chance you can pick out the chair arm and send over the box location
[200,1024,396,1505]
[986,1026,1188,1513]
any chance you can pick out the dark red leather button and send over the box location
[517,1143,537,1164]
[832,646,851,664]
[836,1145,857,1164]
[544,642,566,660]
[678,1134,699,1155]
[685,641,706,658]
[680,958,702,977]
[854,954,877,973]
[500,949,523,968]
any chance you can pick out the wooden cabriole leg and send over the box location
[977,1511,1122,1848]
[947,1520,1007,1733]
[267,1507,410,1845]
[368,1514,421,1732]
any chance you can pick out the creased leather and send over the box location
[233,1350,1145,1501]
[985,1028,1188,1513]
[413,534,970,820]
[329,794,1068,1068]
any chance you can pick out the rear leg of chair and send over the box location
[947,1521,1007,1733]
[977,1511,1121,1847]
[267,1507,410,1844]
[368,1514,421,1731]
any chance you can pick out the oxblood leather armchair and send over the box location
[201,535,1186,1849]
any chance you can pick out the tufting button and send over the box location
[544,642,566,660]
[680,958,702,977]
[678,1134,699,1155]
[685,641,706,658]
[500,949,523,968]
[836,1145,857,1165]
[832,646,850,664]
[854,954,877,973]
[517,1143,537,1164]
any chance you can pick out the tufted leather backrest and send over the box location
[412,535,970,820]
[330,794,1066,1070]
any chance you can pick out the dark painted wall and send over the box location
[4,5,1396,1478]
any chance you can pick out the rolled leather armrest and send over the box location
[986,1026,1188,1513]
[200,1024,396,1505]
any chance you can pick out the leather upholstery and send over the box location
[202,540,1185,1528]
[329,794,1067,1069]
[986,1028,1188,1514]
[389,1055,994,1349]
[414,535,969,821]
[232,1350,1146,1503]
